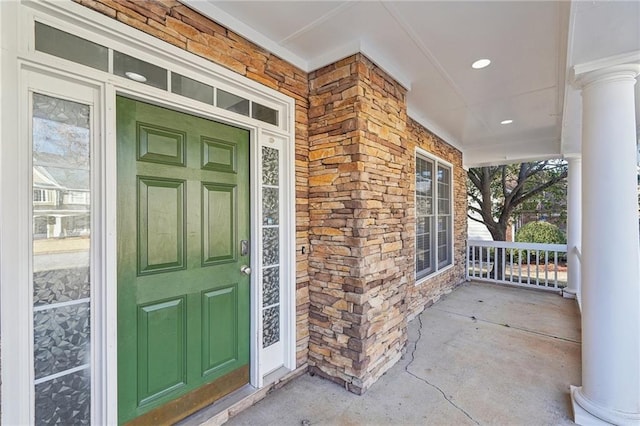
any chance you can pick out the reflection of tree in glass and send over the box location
[33,93,90,170]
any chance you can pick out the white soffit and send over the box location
[560,0,640,157]
[184,0,637,166]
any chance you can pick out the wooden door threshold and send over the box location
[175,365,308,426]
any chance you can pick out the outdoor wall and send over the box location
[405,118,467,319]
[74,0,466,397]
[307,55,465,393]
[73,0,312,367]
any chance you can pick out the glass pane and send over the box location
[171,73,214,105]
[438,198,450,215]
[252,102,279,126]
[262,306,280,348]
[263,187,279,225]
[263,227,279,266]
[417,195,433,217]
[438,216,452,267]
[34,303,91,379]
[114,51,167,90]
[262,147,279,186]
[35,368,91,425]
[262,266,280,307]
[416,157,433,198]
[33,92,91,423]
[35,22,108,72]
[437,165,451,214]
[34,267,90,308]
[416,216,433,277]
[217,89,249,116]
[437,165,450,184]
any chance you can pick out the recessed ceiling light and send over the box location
[125,71,147,82]
[471,59,491,69]
[501,119,513,125]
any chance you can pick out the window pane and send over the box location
[438,216,452,268]
[252,102,279,126]
[171,73,214,105]
[32,93,91,424]
[416,157,433,199]
[217,89,249,116]
[114,51,167,90]
[416,217,434,278]
[437,165,451,214]
[35,22,108,72]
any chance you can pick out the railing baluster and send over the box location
[466,243,470,279]
[509,248,514,282]
[486,247,491,281]
[472,244,476,277]
[536,250,540,285]
[518,249,523,284]
[554,251,558,288]
[527,250,531,285]
[479,246,483,278]
[501,247,506,281]
[545,250,549,286]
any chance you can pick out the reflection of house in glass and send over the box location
[32,92,91,244]
[33,159,90,240]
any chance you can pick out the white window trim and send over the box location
[2,1,298,425]
[415,147,455,285]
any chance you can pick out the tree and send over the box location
[468,161,568,279]
[467,161,568,242]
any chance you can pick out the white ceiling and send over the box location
[184,0,640,168]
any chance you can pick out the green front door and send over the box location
[116,97,250,424]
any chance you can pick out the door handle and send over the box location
[240,265,251,275]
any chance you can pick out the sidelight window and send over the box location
[32,92,92,424]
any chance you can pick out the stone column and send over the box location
[571,64,640,425]
[563,156,581,299]
[307,54,410,394]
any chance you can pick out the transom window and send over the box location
[34,22,280,127]
[416,153,452,279]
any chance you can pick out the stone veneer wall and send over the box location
[74,0,311,367]
[74,0,466,396]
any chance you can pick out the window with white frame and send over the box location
[416,152,452,279]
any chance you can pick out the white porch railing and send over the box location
[467,240,568,292]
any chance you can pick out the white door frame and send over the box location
[1,1,297,424]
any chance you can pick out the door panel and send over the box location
[202,286,238,375]
[117,97,250,424]
[202,137,237,172]
[137,298,186,405]
[137,177,185,274]
[202,183,236,264]
[137,123,186,166]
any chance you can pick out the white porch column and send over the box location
[571,64,640,425]
[563,156,581,300]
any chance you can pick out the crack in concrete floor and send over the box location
[404,314,481,425]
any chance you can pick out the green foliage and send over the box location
[515,221,566,244]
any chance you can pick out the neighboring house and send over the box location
[467,206,493,241]
[33,160,91,240]
[1,1,638,425]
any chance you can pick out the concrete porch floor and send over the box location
[223,282,581,425]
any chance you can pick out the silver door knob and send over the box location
[240,265,251,275]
